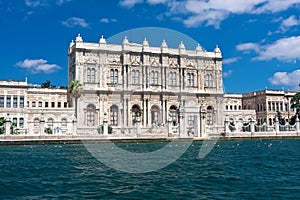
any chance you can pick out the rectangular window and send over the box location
[20,96,24,108]
[91,69,95,82]
[6,96,11,108]
[13,96,17,108]
[19,118,24,128]
[169,72,176,86]
[64,102,68,108]
[13,118,17,126]
[188,115,195,126]
[151,71,158,85]
[32,101,36,107]
[51,102,55,108]
[87,68,91,82]
[38,101,42,107]
[45,102,49,108]
[0,96,4,108]
[58,102,61,108]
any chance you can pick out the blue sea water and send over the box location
[0,139,299,199]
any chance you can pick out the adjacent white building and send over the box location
[0,79,74,135]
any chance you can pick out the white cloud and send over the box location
[119,0,143,8]
[223,70,233,78]
[118,0,300,27]
[100,18,118,23]
[223,57,240,65]
[56,0,72,5]
[236,42,260,53]
[269,70,300,88]
[237,36,300,62]
[147,0,168,5]
[25,0,46,8]
[16,59,61,74]
[61,17,89,28]
[255,36,300,61]
[279,15,300,32]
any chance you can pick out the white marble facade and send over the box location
[68,34,225,136]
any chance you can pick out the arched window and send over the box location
[132,70,140,84]
[61,118,67,128]
[207,106,213,125]
[34,118,40,127]
[110,69,118,84]
[86,104,96,126]
[110,105,118,126]
[47,118,54,129]
[169,105,178,126]
[87,68,91,82]
[151,105,160,125]
[269,118,272,125]
[132,104,141,125]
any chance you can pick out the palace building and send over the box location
[68,34,224,136]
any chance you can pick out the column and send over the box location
[162,98,166,124]
[178,103,185,137]
[250,119,255,134]
[296,115,299,133]
[275,116,279,133]
[72,114,77,135]
[122,98,127,128]
[5,114,11,136]
[143,99,147,127]
[224,120,230,134]
[40,115,45,136]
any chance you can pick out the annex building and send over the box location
[0,79,74,135]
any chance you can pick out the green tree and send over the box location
[0,117,6,134]
[41,80,51,88]
[276,111,286,125]
[290,88,300,124]
[68,80,83,117]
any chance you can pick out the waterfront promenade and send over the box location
[0,130,299,145]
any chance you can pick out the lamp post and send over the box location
[168,113,173,137]
[136,112,141,137]
[103,112,108,135]
[72,114,77,135]
[200,105,206,138]
[178,102,185,137]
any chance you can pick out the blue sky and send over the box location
[1,0,300,93]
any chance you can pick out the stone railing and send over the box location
[224,117,300,138]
